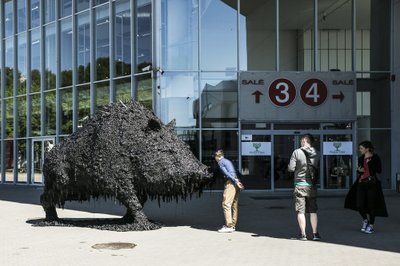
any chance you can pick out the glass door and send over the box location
[31,138,55,185]
[240,132,271,189]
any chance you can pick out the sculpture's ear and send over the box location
[166,119,176,131]
[147,118,162,131]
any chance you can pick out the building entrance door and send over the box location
[31,138,55,185]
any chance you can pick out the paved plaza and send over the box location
[0,185,399,266]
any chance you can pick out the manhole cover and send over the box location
[92,242,136,250]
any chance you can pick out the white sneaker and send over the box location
[361,220,368,232]
[218,226,234,233]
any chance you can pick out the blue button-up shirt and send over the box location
[218,157,238,184]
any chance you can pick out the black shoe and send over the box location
[298,234,307,241]
[312,233,321,241]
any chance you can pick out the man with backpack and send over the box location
[288,134,321,241]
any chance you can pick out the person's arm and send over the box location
[288,151,297,172]
[219,160,238,183]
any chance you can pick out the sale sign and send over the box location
[240,72,356,121]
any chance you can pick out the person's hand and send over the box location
[357,166,364,172]
[237,181,244,190]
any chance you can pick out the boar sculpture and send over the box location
[41,100,212,230]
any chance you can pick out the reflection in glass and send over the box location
[17,0,27,32]
[280,0,314,71]
[95,82,110,111]
[31,0,40,28]
[115,0,131,76]
[161,0,198,70]
[61,18,73,87]
[18,34,27,95]
[137,74,152,110]
[95,5,110,81]
[202,130,238,190]
[136,1,152,72]
[17,96,27,137]
[31,93,41,136]
[31,29,41,93]
[77,12,91,84]
[200,0,237,71]
[200,73,238,128]
[60,88,73,134]
[160,72,198,127]
[5,140,14,182]
[274,135,295,189]
[4,0,13,37]
[45,24,57,90]
[45,91,56,135]
[17,140,27,183]
[239,0,276,71]
[78,85,90,128]
[5,99,14,138]
[95,0,108,6]
[176,129,199,159]
[44,0,56,23]
[77,0,90,12]
[115,78,131,102]
[5,38,14,97]
[60,0,72,18]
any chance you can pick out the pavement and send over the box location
[0,185,399,266]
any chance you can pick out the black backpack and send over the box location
[301,149,319,184]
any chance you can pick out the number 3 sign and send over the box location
[268,78,327,107]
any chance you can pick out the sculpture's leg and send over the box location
[40,192,59,220]
[118,193,160,230]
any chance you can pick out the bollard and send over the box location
[397,173,400,193]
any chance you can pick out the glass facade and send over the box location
[0,0,396,190]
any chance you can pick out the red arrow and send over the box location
[252,90,263,103]
[332,91,344,102]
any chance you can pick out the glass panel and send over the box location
[4,0,13,37]
[45,91,57,135]
[32,141,42,183]
[241,122,271,130]
[61,18,73,87]
[77,12,91,84]
[77,85,90,128]
[17,0,27,32]
[137,74,152,110]
[241,134,271,189]
[60,0,72,17]
[95,0,108,6]
[31,29,41,93]
[202,130,238,190]
[60,88,73,134]
[45,24,57,90]
[5,38,14,98]
[274,135,295,189]
[239,0,276,71]
[115,78,131,102]
[17,96,27,137]
[357,0,390,72]
[176,129,199,159]
[95,5,110,81]
[160,72,198,127]
[17,140,27,183]
[17,33,27,95]
[44,0,56,23]
[5,99,14,138]
[136,0,152,73]
[323,135,352,189]
[77,0,90,12]
[357,130,391,189]
[318,0,352,71]
[200,0,237,71]
[31,0,40,28]
[95,81,110,111]
[161,0,198,71]
[357,74,391,128]
[280,0,314,71]
[5,140,14,183]
[115,0,132,76]
[200,73,238,128]
[31,93,41,136]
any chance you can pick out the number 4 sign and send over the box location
[300,79,327,106]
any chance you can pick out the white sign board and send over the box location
[241,142,271,156]
[240,72,356,121]
[323,141,353,155]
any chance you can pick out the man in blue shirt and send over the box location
[214,150,244,233]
